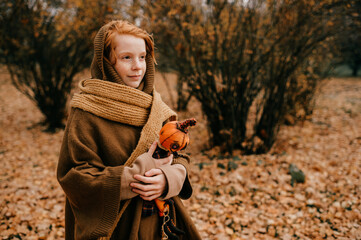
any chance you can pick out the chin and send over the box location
[126,82,141,88]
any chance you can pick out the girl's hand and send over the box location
[130,141,172,200]
[131,169,167,201]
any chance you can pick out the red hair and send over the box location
[103,20,155,65]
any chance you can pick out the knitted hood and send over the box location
[90,24,154,95]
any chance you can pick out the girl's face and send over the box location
[112,34,146,88]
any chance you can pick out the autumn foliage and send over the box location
[141,0,354,153]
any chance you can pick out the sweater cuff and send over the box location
[120,153,157,200]
[158,164,186,200]
[91,166,123,238]
[172,155,193,199]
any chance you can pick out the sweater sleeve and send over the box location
[57,110,124,239]
[171,153,193,199]
[121,153,193,201]
[120,153,157,200]
[158,164,186,200]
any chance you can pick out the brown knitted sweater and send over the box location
[57,23,201,240]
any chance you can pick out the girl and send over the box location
[57,20,201,240]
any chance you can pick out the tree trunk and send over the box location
[352,65,359,77]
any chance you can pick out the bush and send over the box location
[142,0,351,153]
[0,0,116,131]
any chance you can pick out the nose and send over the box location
[132,58,142,70]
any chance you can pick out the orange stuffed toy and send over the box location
[152,118,197,240]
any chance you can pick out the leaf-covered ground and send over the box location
[0,69,360,239]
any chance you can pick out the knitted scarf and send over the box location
[71,78,176,167]
[70,78,176,239]
[71,79,152,127]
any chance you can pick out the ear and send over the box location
[180,142,188,151]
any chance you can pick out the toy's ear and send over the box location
[180,142,188,151]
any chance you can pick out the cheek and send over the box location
[114,62,127,74]
[141,62,147,72]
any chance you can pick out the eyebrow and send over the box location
[116,51,146,56]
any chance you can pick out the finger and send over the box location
[169,154,173,164]
[132,188,159,197]
[139,193,161,201]
[144,168,163,177]
[130,182,154,191]
[133,174,158,184]
[154,154,172,167]
[158,154,173,165]
[147,141,158,155]
[130,183,160,192]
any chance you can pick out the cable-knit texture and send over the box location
[71,79,153,126]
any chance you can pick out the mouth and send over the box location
[128,75,142,79]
